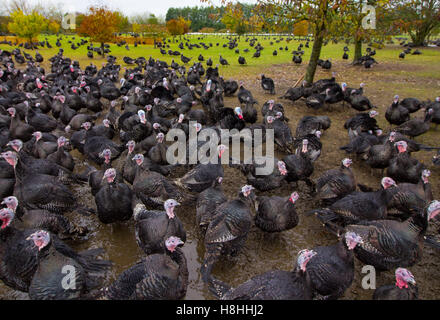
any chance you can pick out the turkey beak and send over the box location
[406,277,416,285]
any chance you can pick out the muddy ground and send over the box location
[1,56,440,300]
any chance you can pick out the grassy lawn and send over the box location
[1,33,440,80]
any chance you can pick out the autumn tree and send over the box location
[132,23,142,34]
[166,6,226,31]
[256,0,349,84]
[115,11,131,33]
[75,13,86,30]
[221,2,247,34]
[147,14,159,25]
[78,6,120,56]
[47,20,60,34]
[166,17,191,37]
[391,0,440,46]
[7,9,47,47]
[167,19,182,36]
[329,0,392,62]
[294,20,309,36]
[247,13,264,33]
[144,23,169,41]
[0,16,11,34]
[179,16,191,34]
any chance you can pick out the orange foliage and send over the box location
[294,20,309,36]
[166,17,191,36]
[78,6,120,44]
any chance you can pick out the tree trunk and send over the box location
[410,21,434,47]
[29,36,34,50]
[305,27,324,85]
[353,38,362,63]
[411,29,428,46]
[101,42,105,58]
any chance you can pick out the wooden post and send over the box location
[293,74,305,87]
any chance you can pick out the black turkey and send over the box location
[27,230,111,300]
[46,136,75,172]
[2,151,77,215]
[133,199,186,255]
[132,154,194,208]
[345,200,440,270]
[201,185,255,282]
[293,131,322,162]
[279,84,304,103]
[295,116,331,137]
[399,97,423,113]
[346,94,375,111]
[383,179,426,221]
[238,82,256,104]
[266,115,294,153]
[387,141,426,184]
[255,192,299,233]
[282,139,314,189]
[104,236,188,300]
[7,107,34,142]
[315,158,356,204]
[373,268,418,300]
[306,232,363,299]
[209,249,316,300]
[365,132,397,174]
[175,145,226,193]
[242,157,287,192]
[2,196,85,240]
[261,74,275,94]
[385,95,410,126]
[344,110,379,135]
[394,108,433,138]
[309,177,396,228]
[196,177,227,234]
[94,168,133,224]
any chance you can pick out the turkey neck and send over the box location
[390,101,399,109]
[422,179,433,202]
[300,150,312,161]
[424,112,433,123]
[337,238,355,264]
[238,193,254,210]
[13,154,28,182]
[36,240,56,261]
[383,139,395,150]
[107,179,120,191]
[9,115,21,131]
[54,144,65,161]
[340,164,353,177]
[167,247,188,285]
[293,265,313,299]
[135,161,151,177]
[32,139,43,155]
[393,151,411,165]
[148,107,159,120]
[0,225,18,242]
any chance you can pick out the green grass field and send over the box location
[1,34,440,80]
